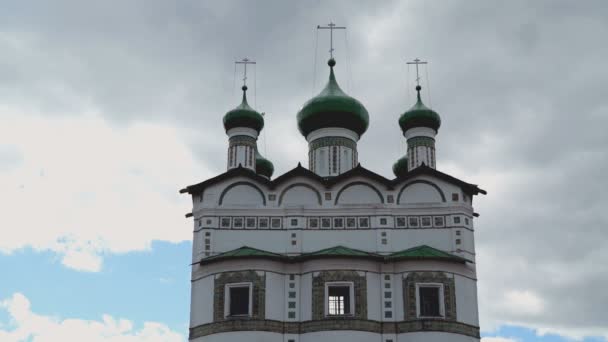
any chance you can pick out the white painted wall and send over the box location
[190,276,214,326]
[266,272,285,321]
[455,275,479,326]
[398,183,443,204]
[336,184,383,205]
[280,186,321,207]
[221,184,265,206]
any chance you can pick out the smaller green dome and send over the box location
[255,150,274,178]
[399,86,441,133]
[392,155,409,177]
[223,86,264,133]
[297,59,369,137]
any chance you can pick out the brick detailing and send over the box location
[189,319,479,339]
[402,271,456,321]
[213,271,265,322]
[311,271,367,320]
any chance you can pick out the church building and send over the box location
[181,38,486,342]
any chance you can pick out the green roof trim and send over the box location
[297,59,369,137]
[388,245,467,263]
[198,245,468,265]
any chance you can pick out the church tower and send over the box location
[182,26,485,342]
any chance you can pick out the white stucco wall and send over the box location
[190,276,214,326]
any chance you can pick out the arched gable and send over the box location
[397,180,446,204]
[278,183,322,206]
[219,181,266,206]
[335,181,384,205]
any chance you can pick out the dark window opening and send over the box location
[419,286,441,317]
[328,286,351,315]
[229,286,250,316]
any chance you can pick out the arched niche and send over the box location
[397,180,446,204]
[219,182,266,206]
[335,181,384,205]
[279,183,322,206]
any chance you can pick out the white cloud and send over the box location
[0,293,183,342]
[0,109,209,271]
[482,338,518,342]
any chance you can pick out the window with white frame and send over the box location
[225,283,253,317]
[416,283,444,318]
[325,282,354,316]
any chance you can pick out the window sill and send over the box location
[324,314,355,319]
[225,314,252,320]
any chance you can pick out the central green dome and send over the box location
[399,86,441,133]
[223,86,264,133]
[297,59,369,137]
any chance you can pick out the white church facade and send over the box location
[181,54,486,342]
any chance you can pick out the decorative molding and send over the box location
[189,319,480,339]
[218,181,267,206]
[309,136,356,150]
[312,270,367,320]
[334,181,384,205]
[278,183,323,206]
[213,271,265,322]
[397,180,446,204]
[403,271,456,321]
[229,135,257,148]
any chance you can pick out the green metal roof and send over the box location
[297,59,369,137]
[201,246,284,264]
[223,86,265,133]
[398,86,441,133]
[198,245,467,265]
[300,245,379,259]
[388,245,467,262]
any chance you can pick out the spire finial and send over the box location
[317,22,346,60]
[406,58,428,87]
[235,58,256,87]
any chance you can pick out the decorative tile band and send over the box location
[309,136,357,150]
[189,318,480,339]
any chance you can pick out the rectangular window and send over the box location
[271,217,281,229]
[246,217,256,229]
[358,217,369,228]
[384,301,392,308]
[333,217,344,228]
[309,218,319,229]
[384,311,393,318]
[452,193,459,201]
[434,216,444,227]
[421,216,432,227]
[288,311,296,319]
[321,217,331,229]
[465,217,470,225]
[291,218,298,226]
[233,217,243,228]
[346,217,356,228]
[417,284,444,318]
[288,301,296,308]
[396,217,406,227]
[221,217,231,228]
[226,283,252,317]
[288,291,296,298]
[326,283,353,316]
[408,217,419,227]
[380,218,387,225]
[454,216,461,224]
[259,217,269,228]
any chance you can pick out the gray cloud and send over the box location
[1,0,607,338]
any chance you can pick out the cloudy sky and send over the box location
[1,1,607,341]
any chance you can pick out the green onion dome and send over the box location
[223,86,264,133]
[255,150,274,178]
[297,58,369,137]
[399,86,441,133]
[392,155,409,178]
